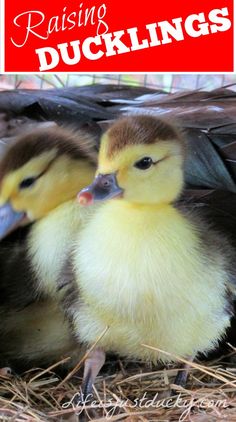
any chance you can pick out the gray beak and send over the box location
[0,203,25,239]
[77,173,124,206]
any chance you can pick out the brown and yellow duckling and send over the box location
[0,125,97,371]
[74,115,236,393]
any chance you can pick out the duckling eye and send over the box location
[134,157,153,170]
[19,177,36,190]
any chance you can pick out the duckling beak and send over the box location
[78,173,124,206]
[0,203,26,239]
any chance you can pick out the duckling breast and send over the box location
[73,201,231,362]
[27,200,83,296]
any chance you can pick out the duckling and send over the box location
[0,125,97,371]
[74,115,236,393]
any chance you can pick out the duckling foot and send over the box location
[81,347,106,399]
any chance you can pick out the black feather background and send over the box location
[0,84,236,240]
[0,85,236,189]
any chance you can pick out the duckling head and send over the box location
[78,115,186,207]
[0,126,96,238]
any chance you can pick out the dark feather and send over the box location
[184,129,236,192]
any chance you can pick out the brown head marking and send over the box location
[0,126,97,181]
[106,115,185,158]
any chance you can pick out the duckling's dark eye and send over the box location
[19,177,36,190]
[134,157,153,170]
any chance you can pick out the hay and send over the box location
[1,348,236,422]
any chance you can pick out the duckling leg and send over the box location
[81,348,105,398]
[171,356,194,393]
[174,364,190,387]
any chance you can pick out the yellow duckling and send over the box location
[75,114,235,390]
[0,125,96,371]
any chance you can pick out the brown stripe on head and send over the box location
[105,115,186,158]
[0,126,97,181]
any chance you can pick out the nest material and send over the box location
[1,353,236,421]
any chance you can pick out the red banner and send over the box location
[4,0,234,72]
